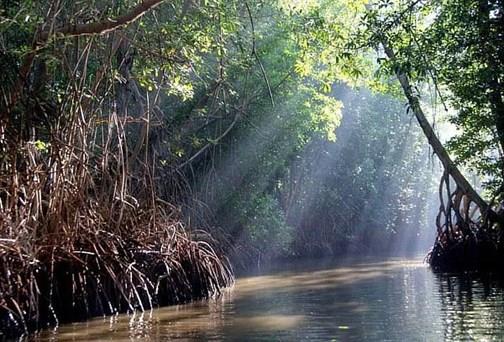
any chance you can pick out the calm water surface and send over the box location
[34,258,504,341]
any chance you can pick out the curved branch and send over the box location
[177,112,241,170]
[40,0,167,40]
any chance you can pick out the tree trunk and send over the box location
[381,42,493,216]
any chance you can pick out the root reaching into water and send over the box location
[0,202,233,339]
[0,200,234,338]
[0,14,235,339]
[0,113,233,338]
[381,42,504,272]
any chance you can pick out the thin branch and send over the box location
[404,23,448,111]
[244,2,274,107]
[177,112,241,170]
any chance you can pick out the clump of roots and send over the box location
[0,138,233,339]
[426,171,504,271]
[0,210,233,338]
[0,26,236,339]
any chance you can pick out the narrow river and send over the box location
[34,258,504,341]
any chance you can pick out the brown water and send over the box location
[33,258,504,341]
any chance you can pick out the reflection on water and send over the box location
[33,258,504,341]
[437,273,504,341]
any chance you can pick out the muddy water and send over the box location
[34,258,504,341]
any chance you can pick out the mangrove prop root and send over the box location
[0,10,233,337]
[0,139,233,339]
[0,205,233,338]
[426,170,504,271]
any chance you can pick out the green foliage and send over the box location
[362,0,504,197]
[277,0,372,88]
[307,91,343,142]
[285,86,437,255]
[33,139,49,152]
[2,0,474,266]
[236,193,293,255]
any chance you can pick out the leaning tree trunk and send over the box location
[382,42,503,271]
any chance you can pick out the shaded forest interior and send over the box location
[1,0,503,338]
